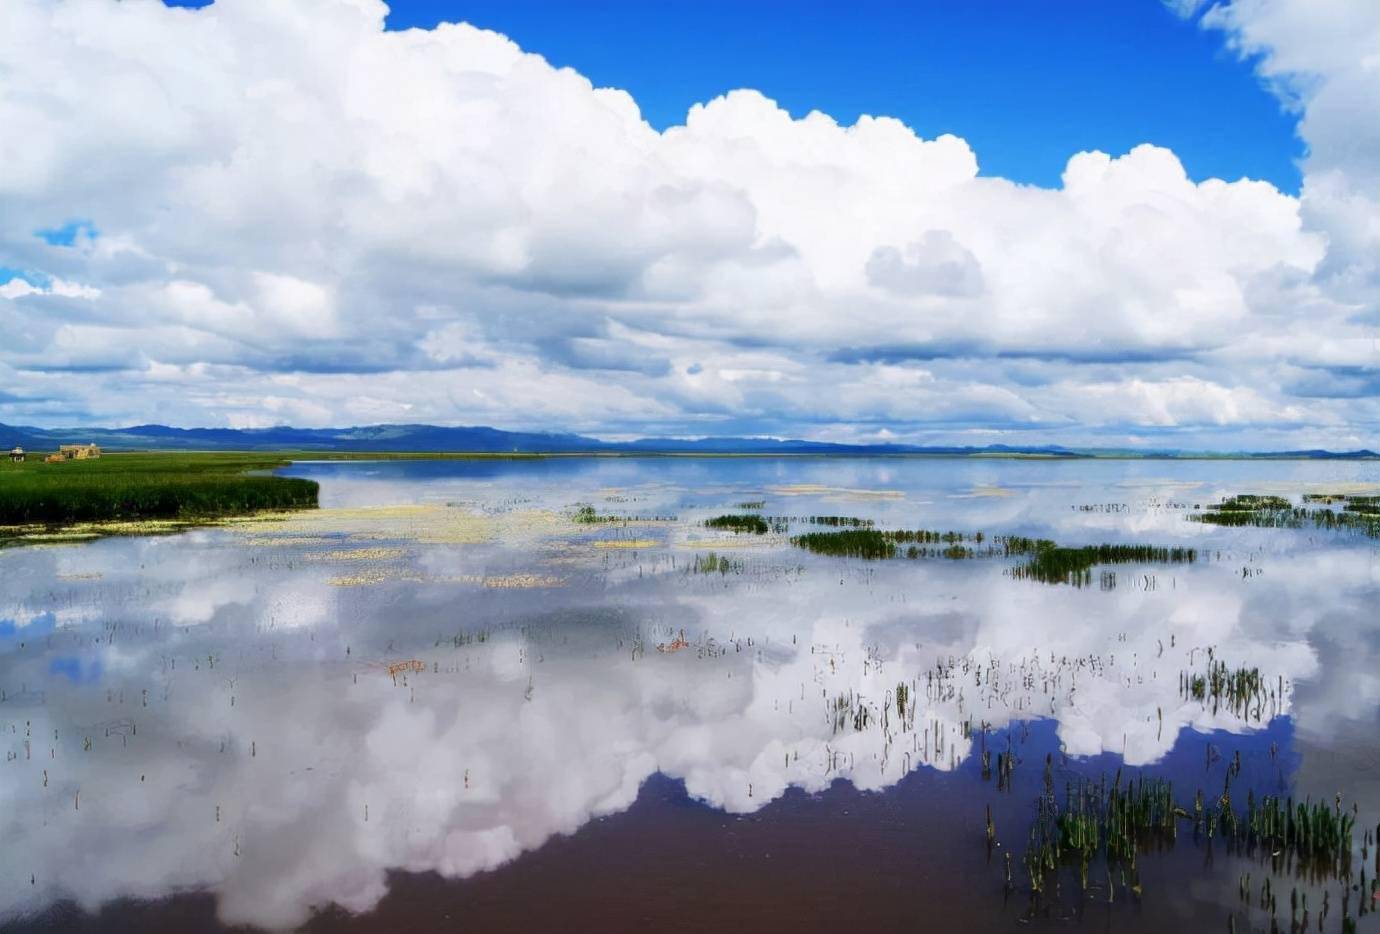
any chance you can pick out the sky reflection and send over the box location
[1,458,1376,929]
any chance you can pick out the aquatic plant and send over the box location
[790,527,976,559]
[689,551,741,575]
[1193,492,1380,539]
[572,504,677,524]
[1179,651,1282,721]
[1009,542,1196,587]
[791,527,1195,587]
[800,515,874,528]
[792,528,896,558]
[704,513,771,534]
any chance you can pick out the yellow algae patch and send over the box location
[675,537,781,550]
[235,504,497,546]
[766,483,903,500]
[241,534,337,547]
[327,569,425,587]
[303,547,408,562]
[328,569,564,588]
[56,572,103,581]
[952,485,1017,499]
[3,517,206,546]
[480,573,566,589]
[573,517,678,528]
[593,538,660,549]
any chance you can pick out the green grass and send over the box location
[704,513,771,534]
[1193,492,1380,538]
[1008,541,1196,586]
[790,528,1194,586]
[0,452,318,525]
[791,528,898,558]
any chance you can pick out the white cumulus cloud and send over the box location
[0,0,1374,449]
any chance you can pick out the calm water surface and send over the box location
[2,457,1378,932]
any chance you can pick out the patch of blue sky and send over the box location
[0,265,49,287]
[35,219,98,247]
[49,655,104,684]
[0,612,57,642]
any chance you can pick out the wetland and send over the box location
[1,455,1378,932]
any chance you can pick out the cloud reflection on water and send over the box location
[0,458,1376,930]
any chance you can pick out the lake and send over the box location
[2,457,1378,932]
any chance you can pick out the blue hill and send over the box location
[1,421,1375,459]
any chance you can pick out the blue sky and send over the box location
[168,0,1303,190]
[3,0,1376,448]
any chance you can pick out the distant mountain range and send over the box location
[1,421,1376,459]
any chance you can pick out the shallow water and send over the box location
[1,457,1378,932]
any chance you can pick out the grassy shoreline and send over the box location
[0,453,318,532]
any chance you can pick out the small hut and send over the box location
[58,443,102,460]
[7,446,23,463]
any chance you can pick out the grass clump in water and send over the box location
[791,528,1194,587]
[1180,649,1283,721]
[0,452,318,527]
[1194,492,1380,538]
[704,513,771,534]
[1009,542,1196,587]
[1012,760,1368,906]
[792,528,896,558]
[690,551,741,574]
[801,515,875,528]
[1193,494,1300,529]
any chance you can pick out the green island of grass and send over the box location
[0,452,319,537]
[704,513,772,534]
[1192,492,1380,537]
[789,527,1195,586]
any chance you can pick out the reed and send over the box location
[704,513,771,534]
[0,452,317,525]
[1194,492,1380,538]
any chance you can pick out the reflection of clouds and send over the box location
[0,461,1376,930]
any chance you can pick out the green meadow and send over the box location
[0,452,318,525]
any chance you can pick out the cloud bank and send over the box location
[0,0,1375,448]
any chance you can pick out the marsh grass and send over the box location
[1180,651,1281,721]
[790,527,1194,586]
[704,513,772,534]
[1194,492,1380,538]
[1008,542,1196,586]
[1015,762,1368,908]
[689,551,741,574]
[0,452,318,528]
[572,504,678,525]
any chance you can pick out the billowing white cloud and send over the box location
[0,0,1375,448]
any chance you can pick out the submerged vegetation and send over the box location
[1011,761,1375,919]
[789,525,1194,586]
[1193,492,1380,538]
[1005,540,1196,586]
[704,513,773,534]
[790,527,974,559]
[0,452,318,529]
[1180,650,1285,722]
[689,551,742,574]
[572,504,677,524]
